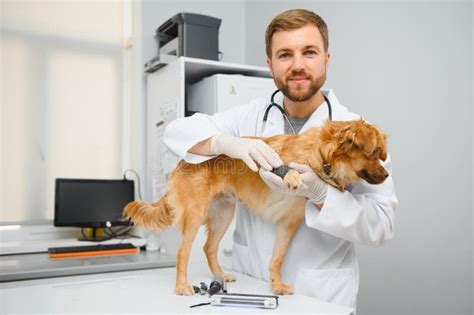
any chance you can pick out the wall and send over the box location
[244,1,472,314]
[141,0,246,65]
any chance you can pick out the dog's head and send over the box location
[318,119,388,191]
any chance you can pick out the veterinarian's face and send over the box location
[267,24,330,102]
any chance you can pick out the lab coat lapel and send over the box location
[261,93,285,137]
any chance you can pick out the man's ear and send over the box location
[266,58,273,77]
[325,51,331,71]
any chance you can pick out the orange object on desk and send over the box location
[48,243,140,259]
[49,248,139,259]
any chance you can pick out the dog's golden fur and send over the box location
[123,119,389,295]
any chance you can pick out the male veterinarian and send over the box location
[163,9,397,308]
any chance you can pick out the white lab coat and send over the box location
[163,89,398,309]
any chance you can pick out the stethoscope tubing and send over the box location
[263,89,333,130]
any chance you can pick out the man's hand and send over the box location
[210,134,283,172]
[288,162,328,205]
[259,162,328,205]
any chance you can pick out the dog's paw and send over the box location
[283,170,303,191]
[271,282,294,295]
[175,282,195,295]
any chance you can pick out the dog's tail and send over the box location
[123,193,174,230]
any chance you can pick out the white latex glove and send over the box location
[259,163,328,205]
[210,134,283,172]
[289,162,328,205]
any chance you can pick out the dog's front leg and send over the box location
[269,203,305,295]
[283,170,303,191]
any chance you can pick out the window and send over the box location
[1,1,130,223]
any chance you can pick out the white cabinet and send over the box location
[187,74,276,115]
[145,56,272,267]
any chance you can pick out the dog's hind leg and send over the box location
[175,209,205,295]
[203,194,236,282]
[269,200,305,295]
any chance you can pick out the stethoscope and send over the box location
[262,89,333,135]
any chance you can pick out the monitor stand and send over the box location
[78,227,110,242]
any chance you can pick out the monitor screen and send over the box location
[54,178,134,228]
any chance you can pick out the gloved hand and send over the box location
[259,162,328,205]
[210,134,283,172]
[288,162,328,205]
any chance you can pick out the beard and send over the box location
[274,70,326,102]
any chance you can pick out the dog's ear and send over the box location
[320,140,338,161]
[349,120,388,161]
[355,123,388,161]
[326,120,388,163]
[318,121,339,160]
[337,139,354,155]
[335,126,357,156]
[322,120,373,158]
[353,127,376,156]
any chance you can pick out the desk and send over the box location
[0,250,175,282]
[0,257,353,314]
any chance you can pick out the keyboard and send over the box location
[48,243,139,259]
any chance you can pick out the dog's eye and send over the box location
[371,148,380,157]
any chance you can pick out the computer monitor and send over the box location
[54,178,134,231]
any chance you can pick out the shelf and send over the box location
[182,56,272,84]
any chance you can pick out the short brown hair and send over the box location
[265,9,329,58]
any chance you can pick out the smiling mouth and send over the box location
[288,77,309,83]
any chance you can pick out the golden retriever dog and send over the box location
[123,119,389,295]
